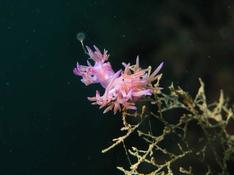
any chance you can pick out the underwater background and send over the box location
[1,0,234,174]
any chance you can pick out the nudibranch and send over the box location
[74,45,163,114]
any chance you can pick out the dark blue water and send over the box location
[0,0,233,174]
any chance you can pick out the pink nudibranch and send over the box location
[74,45,163,114]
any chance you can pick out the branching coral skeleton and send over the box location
[74,43,234,174]
[100,80,233,175]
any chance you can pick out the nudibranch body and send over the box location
[74,45,163,114]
